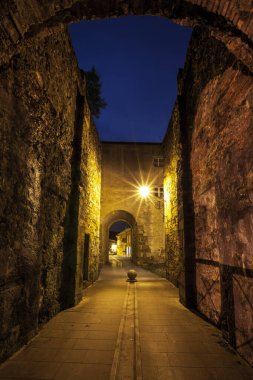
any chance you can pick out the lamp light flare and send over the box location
[139,185,150,198]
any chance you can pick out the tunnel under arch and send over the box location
[101,210,137,264]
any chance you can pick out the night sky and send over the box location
[69,16,192,142]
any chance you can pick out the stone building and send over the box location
[116,227,132,257]
[0,0,253,368]
[100,142,165,266]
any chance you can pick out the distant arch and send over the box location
[101,210,137,264]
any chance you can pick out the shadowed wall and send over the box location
[163,27,253,364]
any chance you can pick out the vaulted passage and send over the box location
[0,0,253,374]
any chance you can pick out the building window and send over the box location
[154,187,164,198]
[153,157,164,167]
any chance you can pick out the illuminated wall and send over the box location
[0,28,101,361]
[116,228,132,256]
[163,101,184,295]
[74,105,101,300]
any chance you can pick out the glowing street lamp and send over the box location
[139,185,150,199]
[138,184,164,211]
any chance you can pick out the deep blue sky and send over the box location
[69,17,192,142]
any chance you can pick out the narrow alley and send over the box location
[1,0,253,373]
[0,260,252,380]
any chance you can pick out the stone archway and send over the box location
[101,210,137,264]
[0,1,253,72]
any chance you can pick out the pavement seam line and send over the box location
[109,282,130,380]
[134,282,143,380]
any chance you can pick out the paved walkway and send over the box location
[0,259,252,380]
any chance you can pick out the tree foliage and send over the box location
[84,66,107,118]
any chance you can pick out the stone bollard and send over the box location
[127,269,137,282]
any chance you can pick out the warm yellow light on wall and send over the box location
[163,177,172,219]
[164,187,170,202]
[139,185,150,198]
[111,243,117,253]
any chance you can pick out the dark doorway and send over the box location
[83,233,90,283]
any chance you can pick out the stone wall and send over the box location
[101,142,165,267]
[189,36,253,364]
[75,108,101,294]
[163,26,253,364]
[0,28,101,361]
[163,100,184,293]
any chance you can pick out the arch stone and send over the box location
[103,209,136,228]
[101,210,137,264]
[0,1,253,71]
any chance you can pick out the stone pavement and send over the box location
[0,258,252,380]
